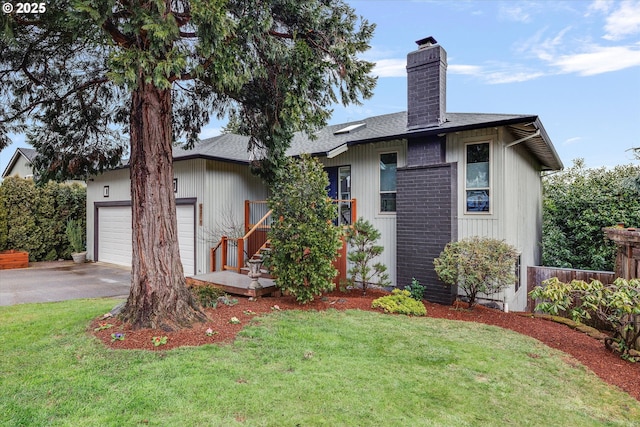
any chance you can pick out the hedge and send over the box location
[0,177,86,261]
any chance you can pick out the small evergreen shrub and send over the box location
[345,218,391,294]
[190,284,225,308]
[405,277,425,301]
[372,289,427,316]
[66,219,85,253]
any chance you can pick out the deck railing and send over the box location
[210,198,356,272]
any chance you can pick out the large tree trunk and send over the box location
[120,82,206,330]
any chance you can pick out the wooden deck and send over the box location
[186,270,278,298]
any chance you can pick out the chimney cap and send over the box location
[416,36,438,48]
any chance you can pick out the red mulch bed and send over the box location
[91,289,640,402]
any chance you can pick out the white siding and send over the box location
[95,204,196,275]
[319,139,407,286]
[446,127,544,310]
[6,155,34,178]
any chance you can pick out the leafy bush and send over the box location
[530,277,640,360]
[434,237,518,308]
[405,278,425,301]
[543,159,640,270]
[372,289,427,316]
[268,155,342,303]
[0,177,85,261]
[345,218,391,294]
[189,284,225,308]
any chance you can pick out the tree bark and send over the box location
[120,82,206,330]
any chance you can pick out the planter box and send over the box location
[0,250,29,270]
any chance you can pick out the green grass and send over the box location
[1,299,639,426]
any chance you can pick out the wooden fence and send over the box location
[526,266,616,311]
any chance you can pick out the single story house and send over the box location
[86,36,563,311]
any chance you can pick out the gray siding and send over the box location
[319,139,407,286]
[86,159,267,275]
[446,127,544,310]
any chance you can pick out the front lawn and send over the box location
[1,299,638,426]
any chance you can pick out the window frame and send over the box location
[464,141,492,215]
[378,151,398,214]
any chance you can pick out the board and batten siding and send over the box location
[87,158,268,275]
[446,127,544,311]
[201,160,268,272]
[318,139,407,286]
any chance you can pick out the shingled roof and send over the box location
[175,110,563,171]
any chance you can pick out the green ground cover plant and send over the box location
[372,289,427,316]
[1,299,639,426]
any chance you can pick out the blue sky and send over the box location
[2,0,639,174]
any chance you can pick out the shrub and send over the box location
[345,218,391,294]
[405,278,425,301]
[268,155,342,303]
[372,289,427,316]
[0,177,85,261]
[66,219,85,253]
[530,277,640,360]
[189,284,225,308]
[434,236,518,308]
[543,159,640,270]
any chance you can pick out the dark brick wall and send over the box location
[407,135,446,167]
[396,162,457,305]
[406,45,447,130]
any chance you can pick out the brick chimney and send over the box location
[406,36,447,130]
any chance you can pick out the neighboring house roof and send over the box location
[1,147,37,178]
[174,111,563,171]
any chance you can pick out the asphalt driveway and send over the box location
[0,261,131,306]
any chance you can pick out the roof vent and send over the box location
[334,123,366,135]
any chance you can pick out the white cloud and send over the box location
[602,0,640,40]
[586,0,612,15]
[499,5,532,23]
[563,137,583,145]
[550,44,640,75]
[372,59,406,78]
[450,62,544,84]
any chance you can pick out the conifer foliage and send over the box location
[0,1,375,329]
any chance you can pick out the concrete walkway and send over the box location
[0,261,131,306]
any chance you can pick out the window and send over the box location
[380,152,397,213]
[338,166,352,225]
[465,142,490,213]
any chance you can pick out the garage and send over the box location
[96,202,196,276]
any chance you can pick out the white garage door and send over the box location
[97,205,195,276]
